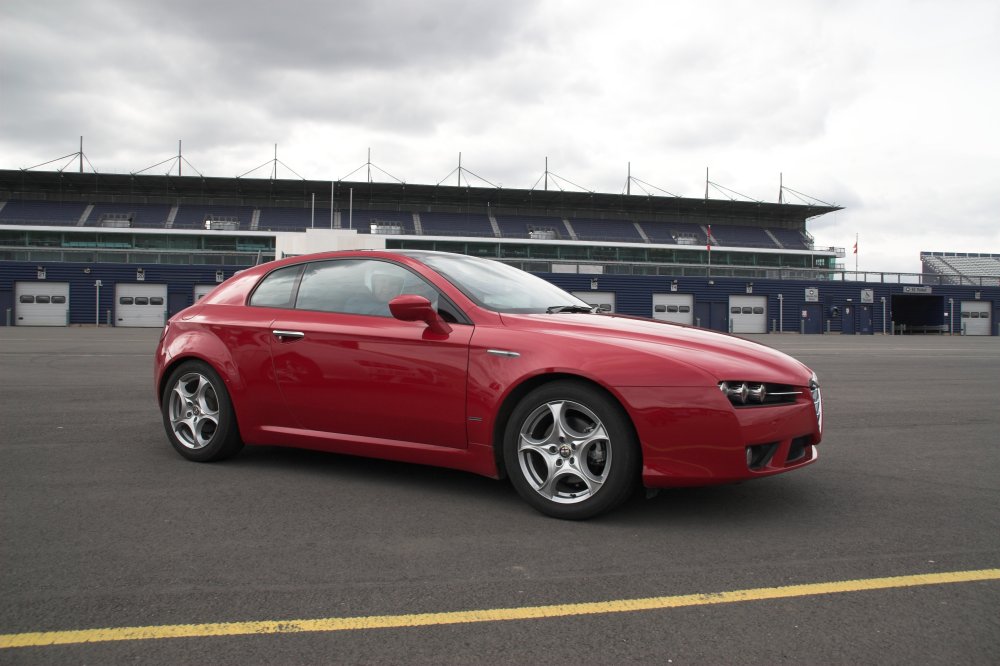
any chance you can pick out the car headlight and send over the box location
[718,381,799,407]
[809,372,823,430]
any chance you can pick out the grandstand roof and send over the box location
[0,169,840,230]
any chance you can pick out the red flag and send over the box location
[853,240,858,254]
[707,225,712,251]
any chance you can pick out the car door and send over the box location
[268,258,473,450]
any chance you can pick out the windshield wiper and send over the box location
[545,304,595,314]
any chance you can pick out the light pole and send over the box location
[94,280,102,326]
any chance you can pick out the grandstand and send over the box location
[1,168,997,335]
[922,252,1000,287]
[0,168,843,271]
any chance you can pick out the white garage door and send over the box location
[652,293,694,325]
[961,301,991,336]
[572,291,616,313]
[15,282,69,326]
[116,283,168,327]
[729,295,767,334]
[194,284,217,301]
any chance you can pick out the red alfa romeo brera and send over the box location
[154,250,822,519]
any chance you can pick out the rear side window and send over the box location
[249,265,302,308]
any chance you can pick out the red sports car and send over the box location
[155,250,822,519]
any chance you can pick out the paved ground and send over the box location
[1,327,998,664]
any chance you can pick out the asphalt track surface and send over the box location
[1,327,998,664]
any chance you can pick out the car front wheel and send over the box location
[162,360,243,462]
[503,381,638,519]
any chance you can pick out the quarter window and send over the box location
[249,265,302,308]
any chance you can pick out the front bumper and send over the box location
[616,385,822,488]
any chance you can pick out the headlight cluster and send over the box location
[718,381,800,407]
[810,372,823,430]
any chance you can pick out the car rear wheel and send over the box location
[503,381,638,519]
[162,361,243,462]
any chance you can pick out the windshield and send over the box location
[407,252,592,314]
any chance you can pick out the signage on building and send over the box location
[804,288,819,302]
[861,289,874,303]
[903,286,933,294]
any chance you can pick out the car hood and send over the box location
[500,312,814,385]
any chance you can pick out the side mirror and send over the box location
[388,295,452,336]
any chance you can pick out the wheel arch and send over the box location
[157,326,247,405]
[158,353,219,405]
[490,372,641,480]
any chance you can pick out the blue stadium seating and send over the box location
[86,203,173,228]
[703,224,776,249]
[172,205,256,229]
[0,200,88,226]
[256,207,313,231]
[495,215,563,239]
[569,218,643,242]
[419,211,493,237]
[640,220,706,245]
[767,228,811,250]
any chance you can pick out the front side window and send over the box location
[295,259,437,318]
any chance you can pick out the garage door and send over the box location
[729,295,767,334]
[572,291,616,313]
[15,282,69,326]
[116,283,168,327]
[194,284,217,301]
[652,293,694,325]
[961,301,991,336]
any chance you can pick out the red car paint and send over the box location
[155,250,821,490]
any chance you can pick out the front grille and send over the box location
[719,381,800,407]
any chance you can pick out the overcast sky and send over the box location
[2,0,998,273]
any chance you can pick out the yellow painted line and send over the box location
[2,568,998,649]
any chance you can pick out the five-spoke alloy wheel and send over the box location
[162,361,243,462]
[504,381,638,519]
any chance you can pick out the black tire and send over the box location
[161,360,243,462]
[503,380,639,519]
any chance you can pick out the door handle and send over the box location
[272,329,305,341]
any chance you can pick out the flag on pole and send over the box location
[707,225,713,251]
[853,240,858,254]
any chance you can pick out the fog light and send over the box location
[746,447,754,467]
